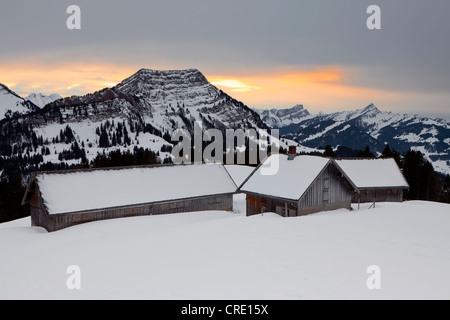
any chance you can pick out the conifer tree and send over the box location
[323,145,335,158]
[357,145,375,158]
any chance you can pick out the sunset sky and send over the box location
[1,0,449,119]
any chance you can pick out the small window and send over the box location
[323,177,329,189]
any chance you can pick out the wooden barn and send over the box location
[334,158,409,203]
[239,154,358,217]
[22,163,237,232]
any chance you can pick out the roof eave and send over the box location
[46,191,237,216]
[240,190,300,203]
[357,186,410,191]
[21,173,37,206]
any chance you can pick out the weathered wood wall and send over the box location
[31,191,234,232]
[246,194,298,217]
[30,185,50,228]
[354,188,403,203]
[298,164,353,210]
[245,194,351,217]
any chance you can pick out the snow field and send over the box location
[0,195,449,299]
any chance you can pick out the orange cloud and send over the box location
[206,67,400,112]
[0,62,139,97]
[210,79,262,92]
[0,62,403,114]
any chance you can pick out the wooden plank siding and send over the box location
[245,163,354,217]
[298,164,353,209]
[30,187,233,232]
[30,184,49,229]
[354,188,403,203]
[246,194,298,217]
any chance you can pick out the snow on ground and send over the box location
[0,195,449,300]
[302,121,343,142]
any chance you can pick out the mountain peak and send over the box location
[137,67,201,73]
[362,103,380,113]
[133,68,203,78]
[130,68,205,82]
[0,83,40,120]
[116,68,209,96]
[291,104,305,111]
[25,93,62,108]
[0,83,22,100]
[257,104,310,128]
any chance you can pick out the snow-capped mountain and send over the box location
[113,68,266,131]
[1,69,449,179]
[36,68,266,133]
[0,69,267,178]
[267,103,450,175]
[0,83,39,120]
[25,93,62,108]
[255,104,310,128]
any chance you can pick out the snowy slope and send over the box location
[25,93,62,108]
[269,104,450,175]
[0,83,39,120]
[0,196,449,299]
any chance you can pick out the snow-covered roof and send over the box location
[334,158,409,189]
[240,154,332,200]
[224,165,256,188]
[34,164,237,215]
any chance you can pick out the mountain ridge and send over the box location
[259,103,450,174]
[0,83,40,120]
[0,70,449,178]
[0,68,268,179]
[25,93,62,108]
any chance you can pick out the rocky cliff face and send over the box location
[256,104,310,128]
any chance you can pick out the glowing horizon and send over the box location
[0,62,449,118]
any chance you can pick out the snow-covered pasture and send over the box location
[0,195,449,299]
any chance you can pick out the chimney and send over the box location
[288,146,296,160]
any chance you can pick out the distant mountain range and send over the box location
[255,103,450,174]
[25,93,62,109]
[0,69,449,178]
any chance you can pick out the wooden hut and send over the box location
[239,154,358,217]
[334,158,409,203]
[22,163,237,232]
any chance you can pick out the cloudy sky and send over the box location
[1,0,449,119]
